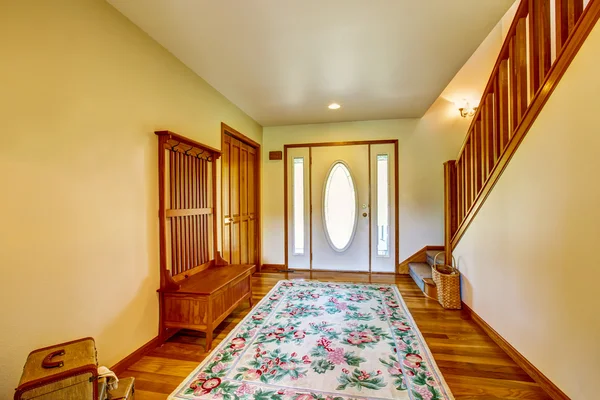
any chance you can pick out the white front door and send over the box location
[286,142,396,272]
[311,145,370,271]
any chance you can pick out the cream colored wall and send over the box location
[0,0,261,395]
[259,3,518,266]
[453,21,600,400]
[261,113,470,265]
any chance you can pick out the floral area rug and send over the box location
[168,280,453,400]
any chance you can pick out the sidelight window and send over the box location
[292,157,305,255]
[377,154,390,257]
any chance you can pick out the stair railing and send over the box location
[443,0,600,264]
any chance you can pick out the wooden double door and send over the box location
[222,130,259,265]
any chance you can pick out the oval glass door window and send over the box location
[323,161,358,252]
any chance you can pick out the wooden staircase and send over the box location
[442,0,600,262]
[408,250,444,300]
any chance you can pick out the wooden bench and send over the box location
[155,131,255,350]
[159,261,254,350]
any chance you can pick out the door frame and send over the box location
[283,139,399,272]
[221,123,261,269]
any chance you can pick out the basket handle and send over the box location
[433,251,458,272]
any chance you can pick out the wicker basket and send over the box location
[432,252,461,309]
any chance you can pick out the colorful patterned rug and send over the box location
[169,280,453,400]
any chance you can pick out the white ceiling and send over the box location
[108,0,514,126]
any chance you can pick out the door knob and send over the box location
[362,212,368,218]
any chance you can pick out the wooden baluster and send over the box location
[474,120,483,193]
[456,157,463,225]
[443,160,457,265]
[464,140,471,210]
[515,17,528,119]
[509,37,517,133]
[484,93,496,173]
[497,59,510,148]
[529,0,551,95]
[556,0,585,53]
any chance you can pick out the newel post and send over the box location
[443,161,457,266]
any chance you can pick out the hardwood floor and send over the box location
[123,272,551,399]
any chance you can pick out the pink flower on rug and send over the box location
[243,369,262,380]
[405,353,423,363]
[317,337,332,349]
[235,383,256,396]
[294,330,306,339]
[336,302,349,311]
[347,332,363,345]
[282,282,294,287]
[388,362,403,375]
[403,359,421,369]
[393,320,411,331]
[327,348,345,365]
[302,355,311,364]
[414,385,433,400]
[211,362,226,373]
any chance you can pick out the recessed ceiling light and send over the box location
[328,103,341,110]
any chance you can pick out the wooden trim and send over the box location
[111,336,163,376]
[394,141,399,268]
[452,0,600,249]
[285,139,397,149]
[309,147,313,270]
[260,264,288,272]
[397,245,444,274]
[220,123,261,269]
[283,146,289,268]
[368,144,372,273]
[462,303,569,400]
[283,139,400,271]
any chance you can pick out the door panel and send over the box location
[222,136,231,262]
[311,145,369,271]
[222,132,259,265]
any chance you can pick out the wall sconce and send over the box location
[458,101,477,118]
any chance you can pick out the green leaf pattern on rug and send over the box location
[173,280,452,400]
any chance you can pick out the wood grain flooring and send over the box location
[123,272,551,399]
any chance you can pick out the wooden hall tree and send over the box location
[221,123,260,267]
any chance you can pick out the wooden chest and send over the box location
[15,337,99,400]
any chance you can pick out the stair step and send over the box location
[426,250,445,267]
[422,278,438,300]
[408,262,432,292]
